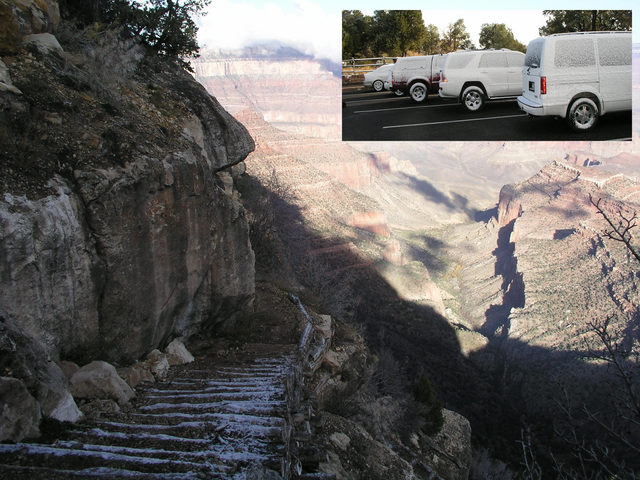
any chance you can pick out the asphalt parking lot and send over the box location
[342,87,632,141]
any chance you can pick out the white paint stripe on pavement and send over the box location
[354,104,458,114]
[383,113,526,129]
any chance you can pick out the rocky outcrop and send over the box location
[0,0,60,55]
[0,316,83,423]
[348,211,391,237]
[418,409,472,480]
[0,11,255,365]
[497,184,522,226]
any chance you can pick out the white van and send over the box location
[391,54,446,103]
[517,31,631,131]
[438,49,524,111]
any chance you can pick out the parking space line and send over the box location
[382,113,527,129]
[354,104,459,114]
[346,98,409,106]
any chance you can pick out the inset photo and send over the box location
[342,10,632,141]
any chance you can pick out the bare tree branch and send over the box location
[589,194,640,263]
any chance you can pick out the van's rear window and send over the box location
[525,39,543,67]
[554,38,595,67]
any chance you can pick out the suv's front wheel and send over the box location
[461,86,484,112]
[409,82,428,103]
[567,97,599,132]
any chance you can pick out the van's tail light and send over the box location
[540,76,546,95]
[441,72,447,82]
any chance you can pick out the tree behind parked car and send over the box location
[479,23,526,52]
[440,19,474,53]
[372,10,427,57]
[540,10,631,35]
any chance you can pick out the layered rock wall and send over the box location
[0,1,256,366]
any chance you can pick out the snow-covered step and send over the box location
[0,464,215,480]
[92,420,283,438]
[128,412,284,427]
[0,352,294,479]
[0,443,222,475]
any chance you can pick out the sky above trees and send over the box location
[197,1,637,62]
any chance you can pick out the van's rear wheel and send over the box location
[567,98,599,132]
[372,80,384,92]
[409,82,428,103]
[461,86,484,112]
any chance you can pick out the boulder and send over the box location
[0,58,21,94]
[314,314,332,340]
[329,432,350,451]
[145,349,169,380]
[164,338,194,366]
[318,412,415,480]
[322,349,349,375]
[70,361,135,405]
[0,0,60,55]
[421,409,472,480]
[57,360,79,381]
[23,32,62,54]
[118,362,154,389]
[0,376,40,441]
[0,316,83,423]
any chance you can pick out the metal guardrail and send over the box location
[341,56,397,76]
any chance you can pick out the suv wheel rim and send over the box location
[411,85,426,102]
[464,91,482,111]
[373,80,383,92]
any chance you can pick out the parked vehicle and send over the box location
[364,64,395,92]
[392,54,446,103]
[439,49,525,111]
[517,31,631,132]
[384,66,404,96]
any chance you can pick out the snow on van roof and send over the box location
[547,31,631,37]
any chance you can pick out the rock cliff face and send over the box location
[0,2,255,367]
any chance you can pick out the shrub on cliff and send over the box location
[59,0,210,65]
[413,374,444,435]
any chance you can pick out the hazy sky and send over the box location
[197,1,637,62]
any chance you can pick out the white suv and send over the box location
[439,49,525,111]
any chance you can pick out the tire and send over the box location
[461,86,484,112]
[393,88,404,97]
[409,82,428,103]
[372,80,384,92]
[567,97,599,132]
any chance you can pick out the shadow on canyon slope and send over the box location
[398,173,478,220]
[480,219,525,338]
[238,172,640,471]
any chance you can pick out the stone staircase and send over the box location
[0,351,294,479]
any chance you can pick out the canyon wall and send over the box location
[0,3,255,366]
[192,49,341,140]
